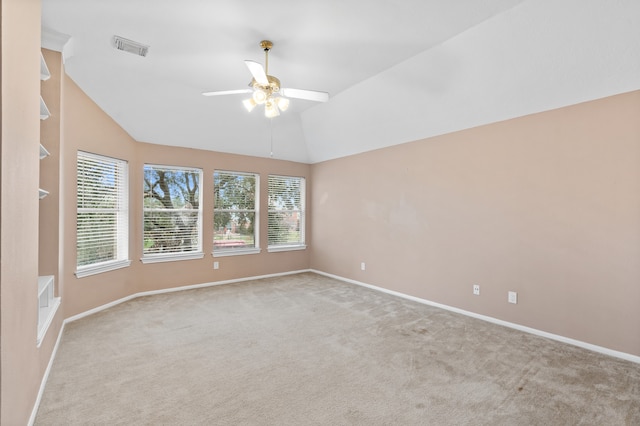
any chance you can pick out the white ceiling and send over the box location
[42,0,640,164]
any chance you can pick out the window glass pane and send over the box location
[268,175,305,247]
[214,171,258,251]
[143,165,202,256]
[214,212,256,250]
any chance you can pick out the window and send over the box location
[76,151,130,277]
[143,164,203,263]
[214,171,260,256]
[268,175,305,251]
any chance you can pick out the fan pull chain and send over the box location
[270,118,274,157]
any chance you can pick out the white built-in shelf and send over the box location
[40,54,51,197]
[38,275,53,298]
[40,145,49,197]
[40,96,51,120]
[40,144,50,160]
[37,275,60,347]
[40,52,51,81]
[37,53,59,347]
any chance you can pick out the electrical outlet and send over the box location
[473,285,480,296]
[213,261,219,270]
[508,291,517,304]
[361,262,366,271]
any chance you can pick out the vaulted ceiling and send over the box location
[42,0,640,163]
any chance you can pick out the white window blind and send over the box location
[143,164,203,261]
[268,175,305,249]
[76,151,129,273]
[214,171,259,254]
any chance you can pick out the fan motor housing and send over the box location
[252,75,280,95]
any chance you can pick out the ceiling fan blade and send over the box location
[244,60,269,85]
[281,88,329,102]
[202,89,252,97]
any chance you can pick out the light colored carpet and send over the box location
[35,273,640,425]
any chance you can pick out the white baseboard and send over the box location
[311,269,640,365]
[28,320,66,426]
[65,269,312,324]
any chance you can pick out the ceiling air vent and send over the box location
[113,35,149,57]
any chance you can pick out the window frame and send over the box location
[213,170,261,257]
[75,151,131,278]
[267,174,306,252]
[141,164,204,264]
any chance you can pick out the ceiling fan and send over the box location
[202,40,329,118]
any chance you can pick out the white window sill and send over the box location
[75,259,132,278]
[267,244,307,253]
[213,248,261,257]
[141,251,205,264]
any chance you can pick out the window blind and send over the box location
[77,151,129,268]
[267,175,305,247]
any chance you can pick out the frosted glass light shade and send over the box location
[243,98,257,112]
[252,89,267,104]
[275,97,290,111]
[264,101,280,118]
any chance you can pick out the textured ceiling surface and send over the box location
[42,0,640,163]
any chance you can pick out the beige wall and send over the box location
[0,0,63,424]
[310,90,640,357]
[60,75,311,317]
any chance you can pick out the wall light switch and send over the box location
[213,261,219,270]
[508,291,517,304]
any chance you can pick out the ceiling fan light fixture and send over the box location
[264,101,280,118]
[242,98,257,112]
[275,97,290,112]
[202,40,329,119]
[252,89,267,104]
